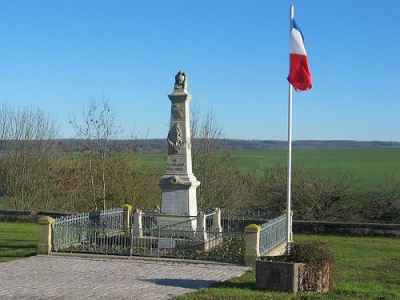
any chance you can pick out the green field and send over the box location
[142,148,400,188]
[234,148,400,188]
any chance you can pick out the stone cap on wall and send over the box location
[0,210,70,223]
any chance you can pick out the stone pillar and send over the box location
[132,209,143,237]
[158,71,200,230]
[37,216,55,255]
[196,212,206,230]
[244,224,260,267]
[121,204,132,232]
[212,208,222,233]
[196,211,206,234]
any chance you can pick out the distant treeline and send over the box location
[7,139,396,154]
[219,139,400,151]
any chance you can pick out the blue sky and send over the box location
[1,1,399,141]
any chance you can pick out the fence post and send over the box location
[282,209,294,243]
[289,210,293,242]
[37,216,55,255]
[133,209,143,237]
[244,223,260,267]
[121,204,132,232]
[196,211,207,241]
[212,208,222,233]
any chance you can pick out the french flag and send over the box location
[287,20,312,92]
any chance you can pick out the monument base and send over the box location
[158,174,200,231]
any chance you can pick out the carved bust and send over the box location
[174,70,187,90]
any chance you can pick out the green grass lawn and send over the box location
[0,222,38,262]
[175,234,400,300]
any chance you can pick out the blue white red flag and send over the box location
[287,20,312,92]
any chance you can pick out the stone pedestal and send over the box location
[256,260,331,293]
[158,71,200,230]
[37,216,55,255]
[256,260,303,293]
[244,224,261,267]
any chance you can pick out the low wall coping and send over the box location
[293,220,400,237]
[0,210,70,222]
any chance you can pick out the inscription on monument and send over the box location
[161,189,189,215]
[166,162,185,171]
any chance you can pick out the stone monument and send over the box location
[158,71,200,229]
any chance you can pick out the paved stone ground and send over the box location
[0,255,250,300]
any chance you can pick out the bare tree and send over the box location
[69,95,122,211]
[190,107,249,209]
[190,106,224,155]
[252,164,363,221]
[0,102,59,210]
[359,171,400,223]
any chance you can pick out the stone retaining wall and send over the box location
[0,210,70,223]
[293,220,400,238]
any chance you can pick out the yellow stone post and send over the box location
[37,216,55,255]
[244,224,260,267]
[121,204,132,233]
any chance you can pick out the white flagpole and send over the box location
[286,5,294,252]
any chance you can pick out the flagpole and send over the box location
[286,5,294,252]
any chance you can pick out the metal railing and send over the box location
[51,207,284,262]
[259,214,287,255]
[51,207,223,258]
[128,209,223,258]
[52,208,124,252]
[220,209,277,237]
[130,214,200,258]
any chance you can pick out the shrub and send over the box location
[290,241,338,292]
[262,241,338,293]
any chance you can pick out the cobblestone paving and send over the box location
[0,255,250,300]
